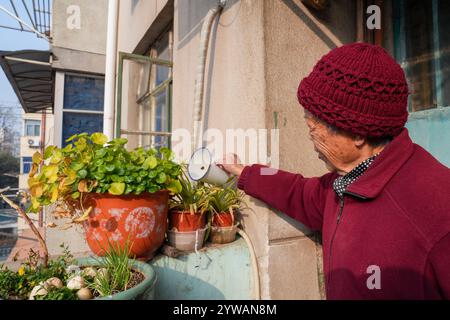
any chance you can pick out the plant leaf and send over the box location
[143,156,157,170]
[77,180,89,193]
[72,207,92,223]
[91,133,108,145]
[43,146,56,159]
[109,182,125,195]
[32,151,42,164]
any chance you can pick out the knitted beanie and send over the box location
[297,42,409,138]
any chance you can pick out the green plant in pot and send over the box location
[26,132,182,260]
[167,170,209,251]
[202,178,245,244]
[0,243,157,300]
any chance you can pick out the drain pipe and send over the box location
[238,229,261,300]
[191,0,227,152]
[103,0,120,140]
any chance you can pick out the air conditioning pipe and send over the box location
[191,0,227,151]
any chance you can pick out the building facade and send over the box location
[110,0,450,299]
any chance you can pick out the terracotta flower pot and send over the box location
[168,211,206,232]
[212,212,234,227]
[84,191,169,261]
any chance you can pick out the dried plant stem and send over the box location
[1,194,49,267]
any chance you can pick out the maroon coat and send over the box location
[238,129,450,299]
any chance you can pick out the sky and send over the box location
[0,0,49,111]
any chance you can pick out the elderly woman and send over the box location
[220,43,450,300]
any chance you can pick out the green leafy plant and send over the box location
[27,132,182,219]
[202,178,244,216]
[200,179,247,237]
[89,241,134,297]
[0,244,74,300]
[169,169,208,215]
[36,287,78,300]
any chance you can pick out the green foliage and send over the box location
[36,287,78,300]
[0,150,19,189]
[202,178,244,215]
[90,241,133,297]
[169,169,209,215]
[0,244,74,300]
[27,132,182,213]
[0,267,19,299]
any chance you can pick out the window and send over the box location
[393,0,450,112]
[62,74,105,145]
[22,157,32,174]
[117,27,173,150]
[146,30,172,149]
[25,120,40,136]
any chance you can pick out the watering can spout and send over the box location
[188,148,234,187]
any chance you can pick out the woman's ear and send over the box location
[354,135,366,148]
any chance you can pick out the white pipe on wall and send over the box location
[191,0,227,152]
[238,229,261,300]
[103,0,120,140]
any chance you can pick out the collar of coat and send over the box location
[345,128,415,200]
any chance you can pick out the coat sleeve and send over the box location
[237,164,335,231]
[427,232,450,299]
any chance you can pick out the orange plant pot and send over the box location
[212,212,234,227]
[169,211,206,232]
[84,191,169,261]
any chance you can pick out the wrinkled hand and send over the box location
[217,153,245,177]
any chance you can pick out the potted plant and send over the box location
[26,132,182,260]
[203,179,245,244]
[0,243,157,300]
[167,170,208,251]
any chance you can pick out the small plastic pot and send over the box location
[209,224,239,244]
[169,211,206,232]
[212,212,234,227]
[167,227,208,252]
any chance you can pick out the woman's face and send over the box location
[304,111,361,175]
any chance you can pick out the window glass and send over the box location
[22,157,32,174]
[25,120,40,136]
[155,32,170,87]
[62,113,104,146]
[153,90,169,148]
[393,0,450,111]
[64,75,105,111]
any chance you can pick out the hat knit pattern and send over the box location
[297,43,409,138]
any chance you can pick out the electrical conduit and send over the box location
[191,0,226,151]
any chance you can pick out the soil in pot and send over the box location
[84,191,169,261]
[169,211,206,232]
[76,257,157,300]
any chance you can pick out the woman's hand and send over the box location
[217,153,245,177]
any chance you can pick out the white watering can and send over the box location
[187,147,233,187]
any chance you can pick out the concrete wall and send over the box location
[110,0,357,299]
[51,0,108,74]
[169,0,356,299]
[118,0,170,54]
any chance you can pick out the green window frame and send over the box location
[115,52,173,149]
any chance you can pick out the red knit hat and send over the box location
[297,42,409,137]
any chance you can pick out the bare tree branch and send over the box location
[0,193,48,267]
